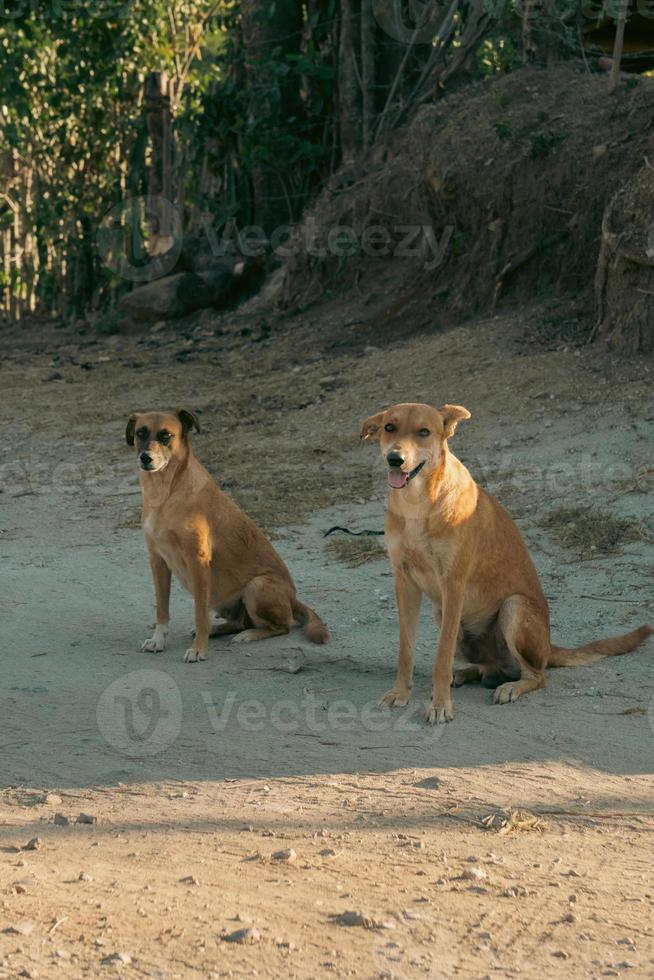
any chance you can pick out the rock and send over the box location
[319,848,337,858]
[76,813,97,825]
[197,262,235,307]
[222,927,261,944]
[462,866,487,881]
[330,910,395,930]
[272,848,297,862]
[43,792,62,805]
[23,837,41,851]
[4,921,35,936]
[13,877,38,894]
[79,872,93,882]
[120,272,212,323]
[54,813,70,826]
[179,875,200,885]
[101,952,132,966]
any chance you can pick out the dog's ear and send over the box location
[126,412,139,447]
[439,404,471,439]
[360,411,385,442]
[177,407,201,437]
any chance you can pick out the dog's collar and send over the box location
[406,461,426,483]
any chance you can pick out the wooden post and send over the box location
[608,0,628,94]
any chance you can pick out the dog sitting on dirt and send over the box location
[126,408,328,661]
[360,401,652,724]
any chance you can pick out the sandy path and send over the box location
[1,310,653,977]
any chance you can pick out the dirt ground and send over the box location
[1,300,654,979]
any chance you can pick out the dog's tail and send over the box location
[292,600,329,644]
[548,624,652,667]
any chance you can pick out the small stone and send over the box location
[54,950,69,960]
[23,837,41,851]
[561,913,576,923]
[4,921,35,936]
[272,848,297,862]
[222,927,261,944]
[101,952,132,965]
[179,875,200,885]
[54,813,70,826]
[462,867,487,881]
[319,848,337,858]
[552,950,570,959]
[79,872,93,882]
[77,813,98,825]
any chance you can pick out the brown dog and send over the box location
[361,402,651,724]
[126,408,328,661]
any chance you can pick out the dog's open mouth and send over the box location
[387,462,425,489]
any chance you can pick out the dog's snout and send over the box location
[140,452,153,469]
[387,452,404,468]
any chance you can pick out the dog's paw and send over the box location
[230,630,258,645]
[183,647,207,663]
[426,698,454,725]
[141,625,168,653]
[493,682,519,705]
[378,686,411,708]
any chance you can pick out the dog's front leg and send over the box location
[142,549,171,653]
[379,569,421,707]
[428,584,465,724]
[184,560,211,663]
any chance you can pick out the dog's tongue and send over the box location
[387,469,409,489]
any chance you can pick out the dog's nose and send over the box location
[387,452,404,468]
[140,452,153,468]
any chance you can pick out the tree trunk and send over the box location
[338,0,361,163]
[241,0,304,233]
[361,0,376,150]
[144,71,173,202]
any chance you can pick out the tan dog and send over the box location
[361,402,651,724]
[126,408,328,661]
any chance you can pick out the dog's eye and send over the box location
[384,423,396,433]
[158,431,173,445]
[417,428,430,437]
[136,427,148,439]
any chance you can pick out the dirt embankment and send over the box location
[279,65,654,352]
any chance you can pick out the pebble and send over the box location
[319,848,337,858]
[4,921,35,936]
[462,867,487,881]
[77,813,98,825]
[179,875,200,886]
[54,814,70,826]
[222,927,261,944]
[23,837,41,851]
[79,872,93,882]
[100,952,132,965]
[272,848,297,862]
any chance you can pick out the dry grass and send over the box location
[538,504,642,554]
[325,536,386,567]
